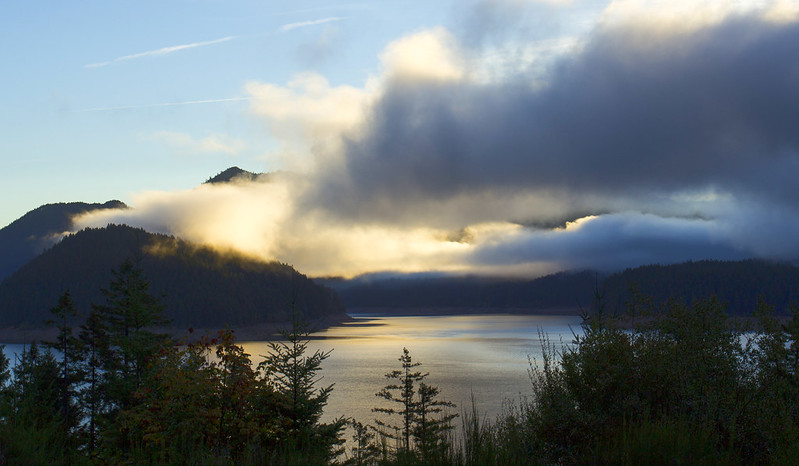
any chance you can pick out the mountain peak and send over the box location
[205,167,260,184]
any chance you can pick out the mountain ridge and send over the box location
[0,200,127,281]
[0,224,347,333]
[328,259,799,316]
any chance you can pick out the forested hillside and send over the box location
[0,224,346,328]
[328,271,596,311]
[0,200,126,281]
[331,260,799,316]
[603,259,799,315]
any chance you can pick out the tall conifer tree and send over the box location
[373,347,457,461]
[259,313,345,461]
[77,308,110,452]
[96,258,170,411]
[43,290,84,440]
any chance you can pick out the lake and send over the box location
[242,313,584,427]
[1,313,583,430]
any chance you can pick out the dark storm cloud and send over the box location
[471,213,750,272]
[309,16,799,224]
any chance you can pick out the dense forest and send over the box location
[0,224,346,329]
[602,259,799,315]
[2,271,798,464]
[326,272,597,312]
[0,200,126,281]
[0,262,348,464]
[331,259,799,316]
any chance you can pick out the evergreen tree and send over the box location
[77,308,111,453]
[413,382,457,460]
[374,347,425,454]
[0,346,8,386]
[43,290,85,442]
[259,314,346,462]
[0,345,10,423]
[2,343,71,463]
[9,343,61,429]
[373,347,457,461]
[91,258,171,458]
[96,258,170,412]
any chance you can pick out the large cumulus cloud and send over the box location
[308,16,799,225]
[76,2,799,277]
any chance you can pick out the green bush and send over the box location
[452,297,799,465]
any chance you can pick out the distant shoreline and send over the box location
[0,313,355,345]
[0,308,585,344]
[344,306,581,317]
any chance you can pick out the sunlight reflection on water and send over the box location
[241,313,583,428]
[0,313,584,435]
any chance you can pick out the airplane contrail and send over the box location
[79,97,251,112]
[85,36,235,68]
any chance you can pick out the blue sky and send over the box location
[3,1,799,278]
[0,1,456,223]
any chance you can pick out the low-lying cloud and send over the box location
[75,1,799,278]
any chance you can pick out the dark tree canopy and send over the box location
[330,259,799,316]
[0,200,126,281]
[0,224,347,329]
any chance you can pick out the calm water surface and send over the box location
[243,313,583,425]
[2,313,583,427]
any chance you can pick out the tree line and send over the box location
[332,259,799,317]
[0,259,459,464]
[3,257,799,463]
